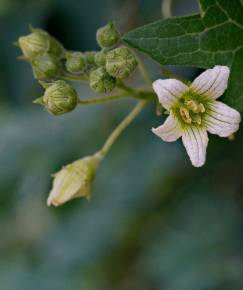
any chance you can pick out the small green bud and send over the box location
[35,80,78,115]
[31,54,61,80]
[89,67,116,93]
[106,47,137,79]
[65,51,86,73]
[96,23,120,48]
[47,153,101,206]
[17,28,64,60]
[94,50,107,66]
[84,51,96,65]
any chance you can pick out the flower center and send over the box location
[174,93,207,126]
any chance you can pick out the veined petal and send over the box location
[190,66,229,100]
[204,101,241,137]
[152,114,182,142]
[182,126,208,167]
[152,79,188,110]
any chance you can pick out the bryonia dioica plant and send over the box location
[16,0,243,207]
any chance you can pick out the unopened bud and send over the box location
[96,23,120,48]
[106,47,137,79]
[65,51,86,73]
[35,80,78,115]
[94,50,107,66]
[47,153,101,206]
[84,51,96,65]
[17,28,64,60]
[89,67,116,93]
[32,54,61,80]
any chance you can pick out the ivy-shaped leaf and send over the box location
[123,0,243,111]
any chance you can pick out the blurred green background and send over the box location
[0,0,243,289]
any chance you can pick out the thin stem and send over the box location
[98,100,146,158]
[61,72,89,82]
[136,54,153,85]
[116,80,134,94]
[162,0,172,19]
[160,69,190,85]
[78,93,130,105]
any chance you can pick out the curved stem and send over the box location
[78,93,131,105]
[162,0,172,19]
[135,53,153,85]
[98,100,146,159]
[116,80,134,94]
[61,72,89,82]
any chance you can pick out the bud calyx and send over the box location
[17,28,64,60]
[65,51,86,73]
[35,80,78,115]
[106,47,137,79]
[96,23,120,48]
[89,67,116,93]
[47,154,101,206]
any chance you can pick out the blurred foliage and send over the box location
[0,0,243,290]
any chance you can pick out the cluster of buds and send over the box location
[17,27,64,80]
[17,23,138,116]
[16,23,139,206]
[87,22,138,94]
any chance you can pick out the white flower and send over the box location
[152,66,241,167]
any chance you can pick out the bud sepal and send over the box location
[31,54,61,80]
[65,51,86,74]
[17,27,64,60]
[96,22,120,48]
[35,80,78,115]
[106,47,137,79]
[47,153,102,206]
[89,67,116,93]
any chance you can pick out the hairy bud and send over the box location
[94,50,107,66]
[47,153,101,206]
[34,80,78,115]
[96,23,120,48]
[65,51,86,73]
[106,47,137,79]
[84,51,97,65]
[31,54,61,80]
[89,67,116,93]
[17,28,64,60]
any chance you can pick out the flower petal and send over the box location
[204,101,241,137]
[152,114,182,142]
[152,79,188,110]
[182,126,208,167]
[190,66,230,100]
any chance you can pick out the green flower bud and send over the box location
[94,50,107,66]
[89,67,116,93]
[31,54,61,80]
[84,51,96,65]
[47,153,101,206]
[96,23,120,48]
[106,47,137,79]
[35,80,78,115]
[17,28,64,60]
[65,51,86,73]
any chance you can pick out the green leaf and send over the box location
[123,0,243,111]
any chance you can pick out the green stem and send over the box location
[98,100,146,158]
[162,0,172,18]
[61,71,89,82]
[135,53,152,85]
[116,80,134,94]
[78,93,130,105]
